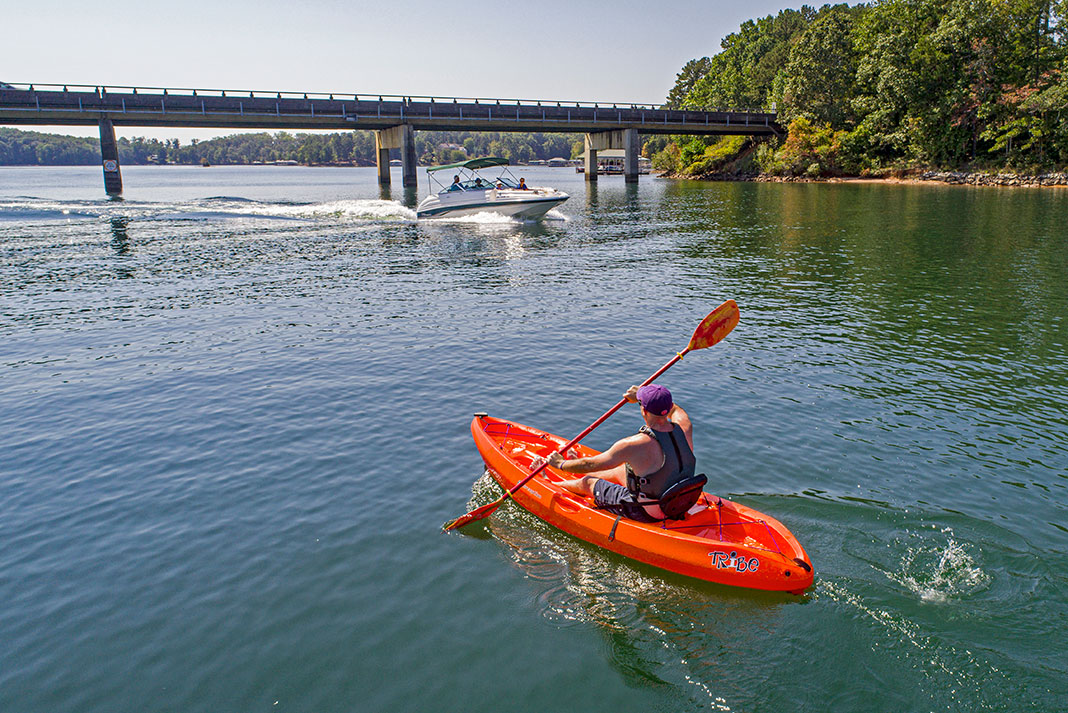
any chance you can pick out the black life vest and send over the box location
[626,423,696,500]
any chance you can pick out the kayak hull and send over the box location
[471,415,814,593]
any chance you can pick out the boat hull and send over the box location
[471,415,814,593]
[417,188,568,220]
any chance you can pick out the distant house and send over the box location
[546,157,569,167]
[438,143,466,154]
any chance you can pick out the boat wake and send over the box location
[435,211,524,225]
[0,198,105,222]
[235,199,416,222]
[0,196,417,224]
[431,209,568,225]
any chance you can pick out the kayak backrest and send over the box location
[659,474,708,520]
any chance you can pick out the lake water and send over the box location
[1,165,1066,712]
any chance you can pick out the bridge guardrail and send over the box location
[0,82,776,116]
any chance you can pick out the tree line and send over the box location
[0,128,580,167]
[0,128,102,165]
[653,0,1068,177]
[14,0,1062,180]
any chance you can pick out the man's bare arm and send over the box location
[547,436,641,473]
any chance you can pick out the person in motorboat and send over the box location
[448,175,462,191]
[474,178,483,187]
[533,384,701,522]
[517,178,528,190]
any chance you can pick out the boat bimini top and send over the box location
[425,157,522,193]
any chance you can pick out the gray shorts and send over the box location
[593,480,659,523]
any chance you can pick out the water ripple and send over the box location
[3,168,1067,712]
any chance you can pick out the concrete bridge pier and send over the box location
[623,128,640,183]
[375,131,391,186]
[585,129,641,183]
[375,124,418,187]
[583,134,598,182]
[98,118,123,196]
[400,125,417,187]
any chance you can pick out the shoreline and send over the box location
[665,170,1068,188]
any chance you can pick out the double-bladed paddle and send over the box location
[442,299,740,532]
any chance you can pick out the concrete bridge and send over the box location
[0,83,782,196]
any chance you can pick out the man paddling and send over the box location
[535,384,696,522]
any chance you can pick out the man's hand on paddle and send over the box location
[530,448,577,473]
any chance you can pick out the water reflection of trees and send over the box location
[666,181,1068,362]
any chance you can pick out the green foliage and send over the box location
[757,117,848,176]
[683,136,750,175]
[665,58,713,108]
[651,143,681,172]
[683,8,810,110]
[780,4,861,125]
[0,129,581,167]
[414,131,573,165]
[0,128,99,165]
[679,137,712,167]
[664,0,1068,172]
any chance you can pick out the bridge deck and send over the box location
[0,84,781,136]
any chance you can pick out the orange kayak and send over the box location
[472,414,814,593]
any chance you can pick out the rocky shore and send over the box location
[912,171,1068,186]
[670,170,1068,187]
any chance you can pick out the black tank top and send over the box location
[628,423,696,499]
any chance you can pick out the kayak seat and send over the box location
[657,474,708,520]
[606,474,709,541]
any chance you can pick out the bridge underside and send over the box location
[1,112,779,137]
[1,86,783,195]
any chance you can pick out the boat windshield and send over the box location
[442,174,519,193]
[426,157,526,195]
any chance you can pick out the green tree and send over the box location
[681,9,809,110]
[781,4,861,125]
[665,58,713,107]
[663,0,1068,172]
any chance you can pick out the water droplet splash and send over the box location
[886,530,989,603]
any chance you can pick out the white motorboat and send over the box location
[416,157,568,219]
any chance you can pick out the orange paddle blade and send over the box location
[688,300,740,351]
[442,496,507,531]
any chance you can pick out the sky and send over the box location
[4,0,795,142]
